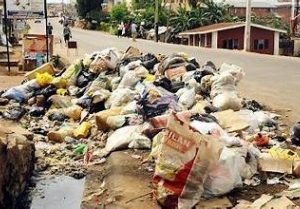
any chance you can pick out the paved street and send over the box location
[31,19,300,122]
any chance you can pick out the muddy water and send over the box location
[30,176,85,209]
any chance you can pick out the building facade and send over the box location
[179,22,287,55]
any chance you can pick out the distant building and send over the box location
[104,0,133,12]
[162,0,189,10]
[179,22,287,55]
[215,0,294,25]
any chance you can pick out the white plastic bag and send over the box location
[105,88,137,109]
[105,125,151,152]
[178,88,195,109]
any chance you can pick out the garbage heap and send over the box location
[1,47,300,209]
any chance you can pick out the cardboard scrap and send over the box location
[278,189,300,199]
[258,153,293,174]
[234,195,299,209]
[213,109,249,133]
[196,197,233,209]
[251,194,274,208]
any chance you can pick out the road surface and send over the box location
[31,19,300,123]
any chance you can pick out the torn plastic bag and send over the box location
[48,95,73,109]
[190,120,227,137]
[48,112,69,122]
[48,124,74,143]
[253,111,277,128]
[243,100,263,112]
[29,106,45,117]
[164,66,187,81]
[83,75,110,96]
[36,72,54,87]
[118,66,148,89]
[291,122,300,146]
[212,91,242,111]
[150,110,193,129]
[153,77,184,93]
[141,53,158,71]
[178,88,195,109]
[105,125,151,152]
[76,70,97,88]
[59,59,82,86]
[153,113,223,209]
[203,146,257,197]
[103,48,123,70]
[2,80,40,103]
[193,69,214,83]
[35,85,57,98]
[47,105,82,121]
[137,85,179,118]
[3,105,26,120]
[106,114,144,129]
[119,60,142,77]
[188,57,200,69]
[237,110,260,133]
[73,122,92,139]
[89,55,108,74]
[185,62,197,72]
[121,101,138,115]
[219,63,244,83]
[158,55,186,74]
[105,88,137,109]
[190,113,218,123]
[95,107,123,131]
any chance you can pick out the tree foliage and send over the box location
[110,3,130,22]
[76,0,103,19]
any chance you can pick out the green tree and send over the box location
[76,0,103,19]
[110,3,130,22]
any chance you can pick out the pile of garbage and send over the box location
[1,46,300,208]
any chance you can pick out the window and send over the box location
[222,39,239,49]
[254,39,269,50]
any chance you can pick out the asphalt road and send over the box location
[31,19,300,122]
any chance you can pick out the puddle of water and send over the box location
[30,176,85,209]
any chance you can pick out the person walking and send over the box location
[47,22,53,36]
[117,22,124,38]
[63,24,72,46]
[131,22,138,42]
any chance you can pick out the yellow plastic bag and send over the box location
[73,122,92,139]
[56,88,67,96]
[269,147,297,161]
[143,74,156,83]
[51,77,67,89]
[36,72,54,87]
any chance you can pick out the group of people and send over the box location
[46,21,72,47]
[117,22,145,42]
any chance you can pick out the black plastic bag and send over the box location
[3,105,26,120]
[29,106,45,117]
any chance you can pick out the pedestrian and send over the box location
[124,22,130,38]
[131,22,138,42]
[117,22,123,38]
[47,22,53,36]
[63,24,72,46]
[121,22,126,37]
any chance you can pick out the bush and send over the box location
[110,3,130,22]
[99,22,111,32]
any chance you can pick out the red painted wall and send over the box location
[216,26,274,54]
[217,27,245,50]
[250,27,274,55]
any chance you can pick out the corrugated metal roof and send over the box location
[215,0,278,8]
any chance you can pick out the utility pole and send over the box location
[154,0,159,42]
[244,0,251,51]
[3,0,11,73]
[292,0,295,19]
